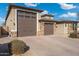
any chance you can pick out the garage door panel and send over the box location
[17,10,36,37]
[44,23,53,35]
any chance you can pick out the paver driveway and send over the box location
[0,35,79,56]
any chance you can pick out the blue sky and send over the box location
[0,3,79,25]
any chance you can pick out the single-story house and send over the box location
[5,4,79,37]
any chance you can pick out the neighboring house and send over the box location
[5,4,79,37]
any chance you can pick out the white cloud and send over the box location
[41,10,48,15]
[68,12,77,17]
[60,14,68,17]
[24,3,38,7]
[59,12,77,18]
[0,17,5,25]
[6,6,9,11]
[59,3,77,10]
[0,17,4,21]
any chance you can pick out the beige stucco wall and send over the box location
[54,23,64,35]
[41,16,53,20]
[54,23,69,36]
[54,23,74,36]
[37,13,42,36]
[37,22,44,35]
[77,23,79,33]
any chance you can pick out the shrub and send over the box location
[77,33,79,38]
[69,32,77,38]
[9,39,30,55]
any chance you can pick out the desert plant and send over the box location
[69,32,77,38]
[9,39,30,55]
[77,33,79,38]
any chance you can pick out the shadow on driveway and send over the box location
[0,43,12,56]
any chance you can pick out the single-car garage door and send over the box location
[44,23,54,35]
[17,10,37,37]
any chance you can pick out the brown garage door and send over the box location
[44,23,53,35]
[17,10,37,37]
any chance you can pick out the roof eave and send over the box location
[5,4,43,25]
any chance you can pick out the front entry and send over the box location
[44,23,53,35]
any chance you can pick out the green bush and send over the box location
[69,32,77,38]
[9,39,30,55]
